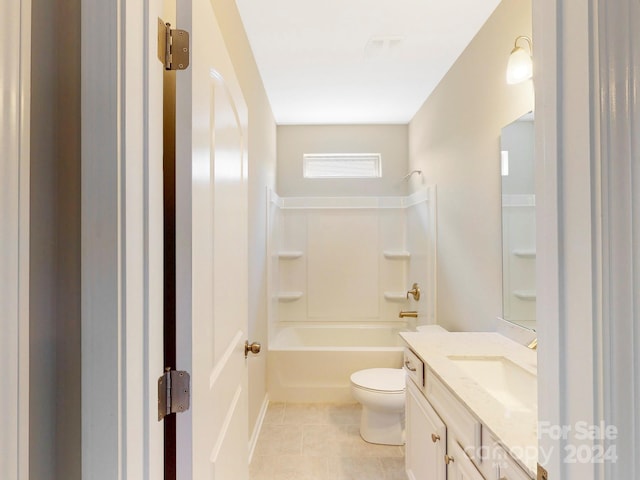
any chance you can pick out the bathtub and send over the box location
[268,325,405,403]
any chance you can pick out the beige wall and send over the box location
[277,125,409,197]
[408,0,533,332]
[211,0,277,436]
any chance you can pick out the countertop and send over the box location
[400,331,538,477]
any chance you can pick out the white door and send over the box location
[175,0,250,478]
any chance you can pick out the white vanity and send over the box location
[401,332,537,480]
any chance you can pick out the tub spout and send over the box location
[399,310,418,318]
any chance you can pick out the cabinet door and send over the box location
[406,380,446,480]
[447,440,486,480]
[479,432,533,480]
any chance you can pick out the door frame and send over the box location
[533,0,632,478]
[1,1,31,478]
[81,0,633,479]
[81,0,163,478]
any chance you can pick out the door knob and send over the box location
[245,341,261,358]
[444,454,455,465]
[431,433,440,443]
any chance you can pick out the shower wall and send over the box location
[501,194,536,325]
[267,188,436,340]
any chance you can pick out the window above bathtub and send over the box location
[303,153,382,179]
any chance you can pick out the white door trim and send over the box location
[535,0,606,478]
[533,0,562,476]
[0,1,31,479]
[81,0,163,478]
[596,1,640,477]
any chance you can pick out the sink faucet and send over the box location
[399,310,418,318]
[527,338,538,350]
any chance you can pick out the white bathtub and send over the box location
[268,325,405,403]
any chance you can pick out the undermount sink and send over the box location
[446,355,537,413]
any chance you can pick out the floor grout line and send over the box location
[250,402,407,480]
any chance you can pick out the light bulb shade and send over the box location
[506,46,533,84]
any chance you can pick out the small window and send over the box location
[303,153,382,179]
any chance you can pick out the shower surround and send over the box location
[267,188,436,402]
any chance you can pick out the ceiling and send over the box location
[234,0,501,125]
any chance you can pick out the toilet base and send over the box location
[359,406,405,446]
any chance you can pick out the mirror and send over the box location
[500,112,536,330]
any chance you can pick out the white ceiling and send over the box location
[235,0,501,125]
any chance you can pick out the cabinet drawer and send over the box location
[478,431,534,480]
[425,368,481,458]
[404,348,424,388]
[497,449,533,480]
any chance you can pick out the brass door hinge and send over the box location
[157,18,190,71]
[158,368,191,421]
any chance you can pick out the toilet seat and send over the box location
[350,368,405,394]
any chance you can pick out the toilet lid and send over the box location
[350,368,405,393]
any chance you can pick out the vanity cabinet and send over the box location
[406,379,446,480]
[403,346,533,480]
[446,439,485,480]
[477,433,533,480]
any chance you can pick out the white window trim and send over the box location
[303,153,382,179]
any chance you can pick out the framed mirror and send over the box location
[500,112,535,330]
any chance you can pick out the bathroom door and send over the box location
[174,0,250,478]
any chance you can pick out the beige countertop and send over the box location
[400,331,538,477]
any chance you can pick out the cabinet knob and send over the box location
[445,454,455,465]
[431,433,440,443]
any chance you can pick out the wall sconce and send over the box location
[506,36,533,84]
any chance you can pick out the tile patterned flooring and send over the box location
[250,402,407,480]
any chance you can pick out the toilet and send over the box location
[416,324,448,333]
[350,367,406,446]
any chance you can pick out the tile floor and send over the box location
[250,402,407,480]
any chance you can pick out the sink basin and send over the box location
[446,355,537,413]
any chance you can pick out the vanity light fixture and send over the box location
[506,36,533,85]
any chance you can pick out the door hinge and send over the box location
[158,368,191,421]
[157,18,190,71]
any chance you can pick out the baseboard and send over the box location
[248,393,269,464]
[268,386,354,403]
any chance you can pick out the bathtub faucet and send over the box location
[406,283,421,301]
[399,310,418,318]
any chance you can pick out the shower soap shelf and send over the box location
[277,292,303,302]
[384,292,408,301]
[383,251,411,259]
[513,290,536,301]
[513,249,536,258]
[278,251,303,259]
